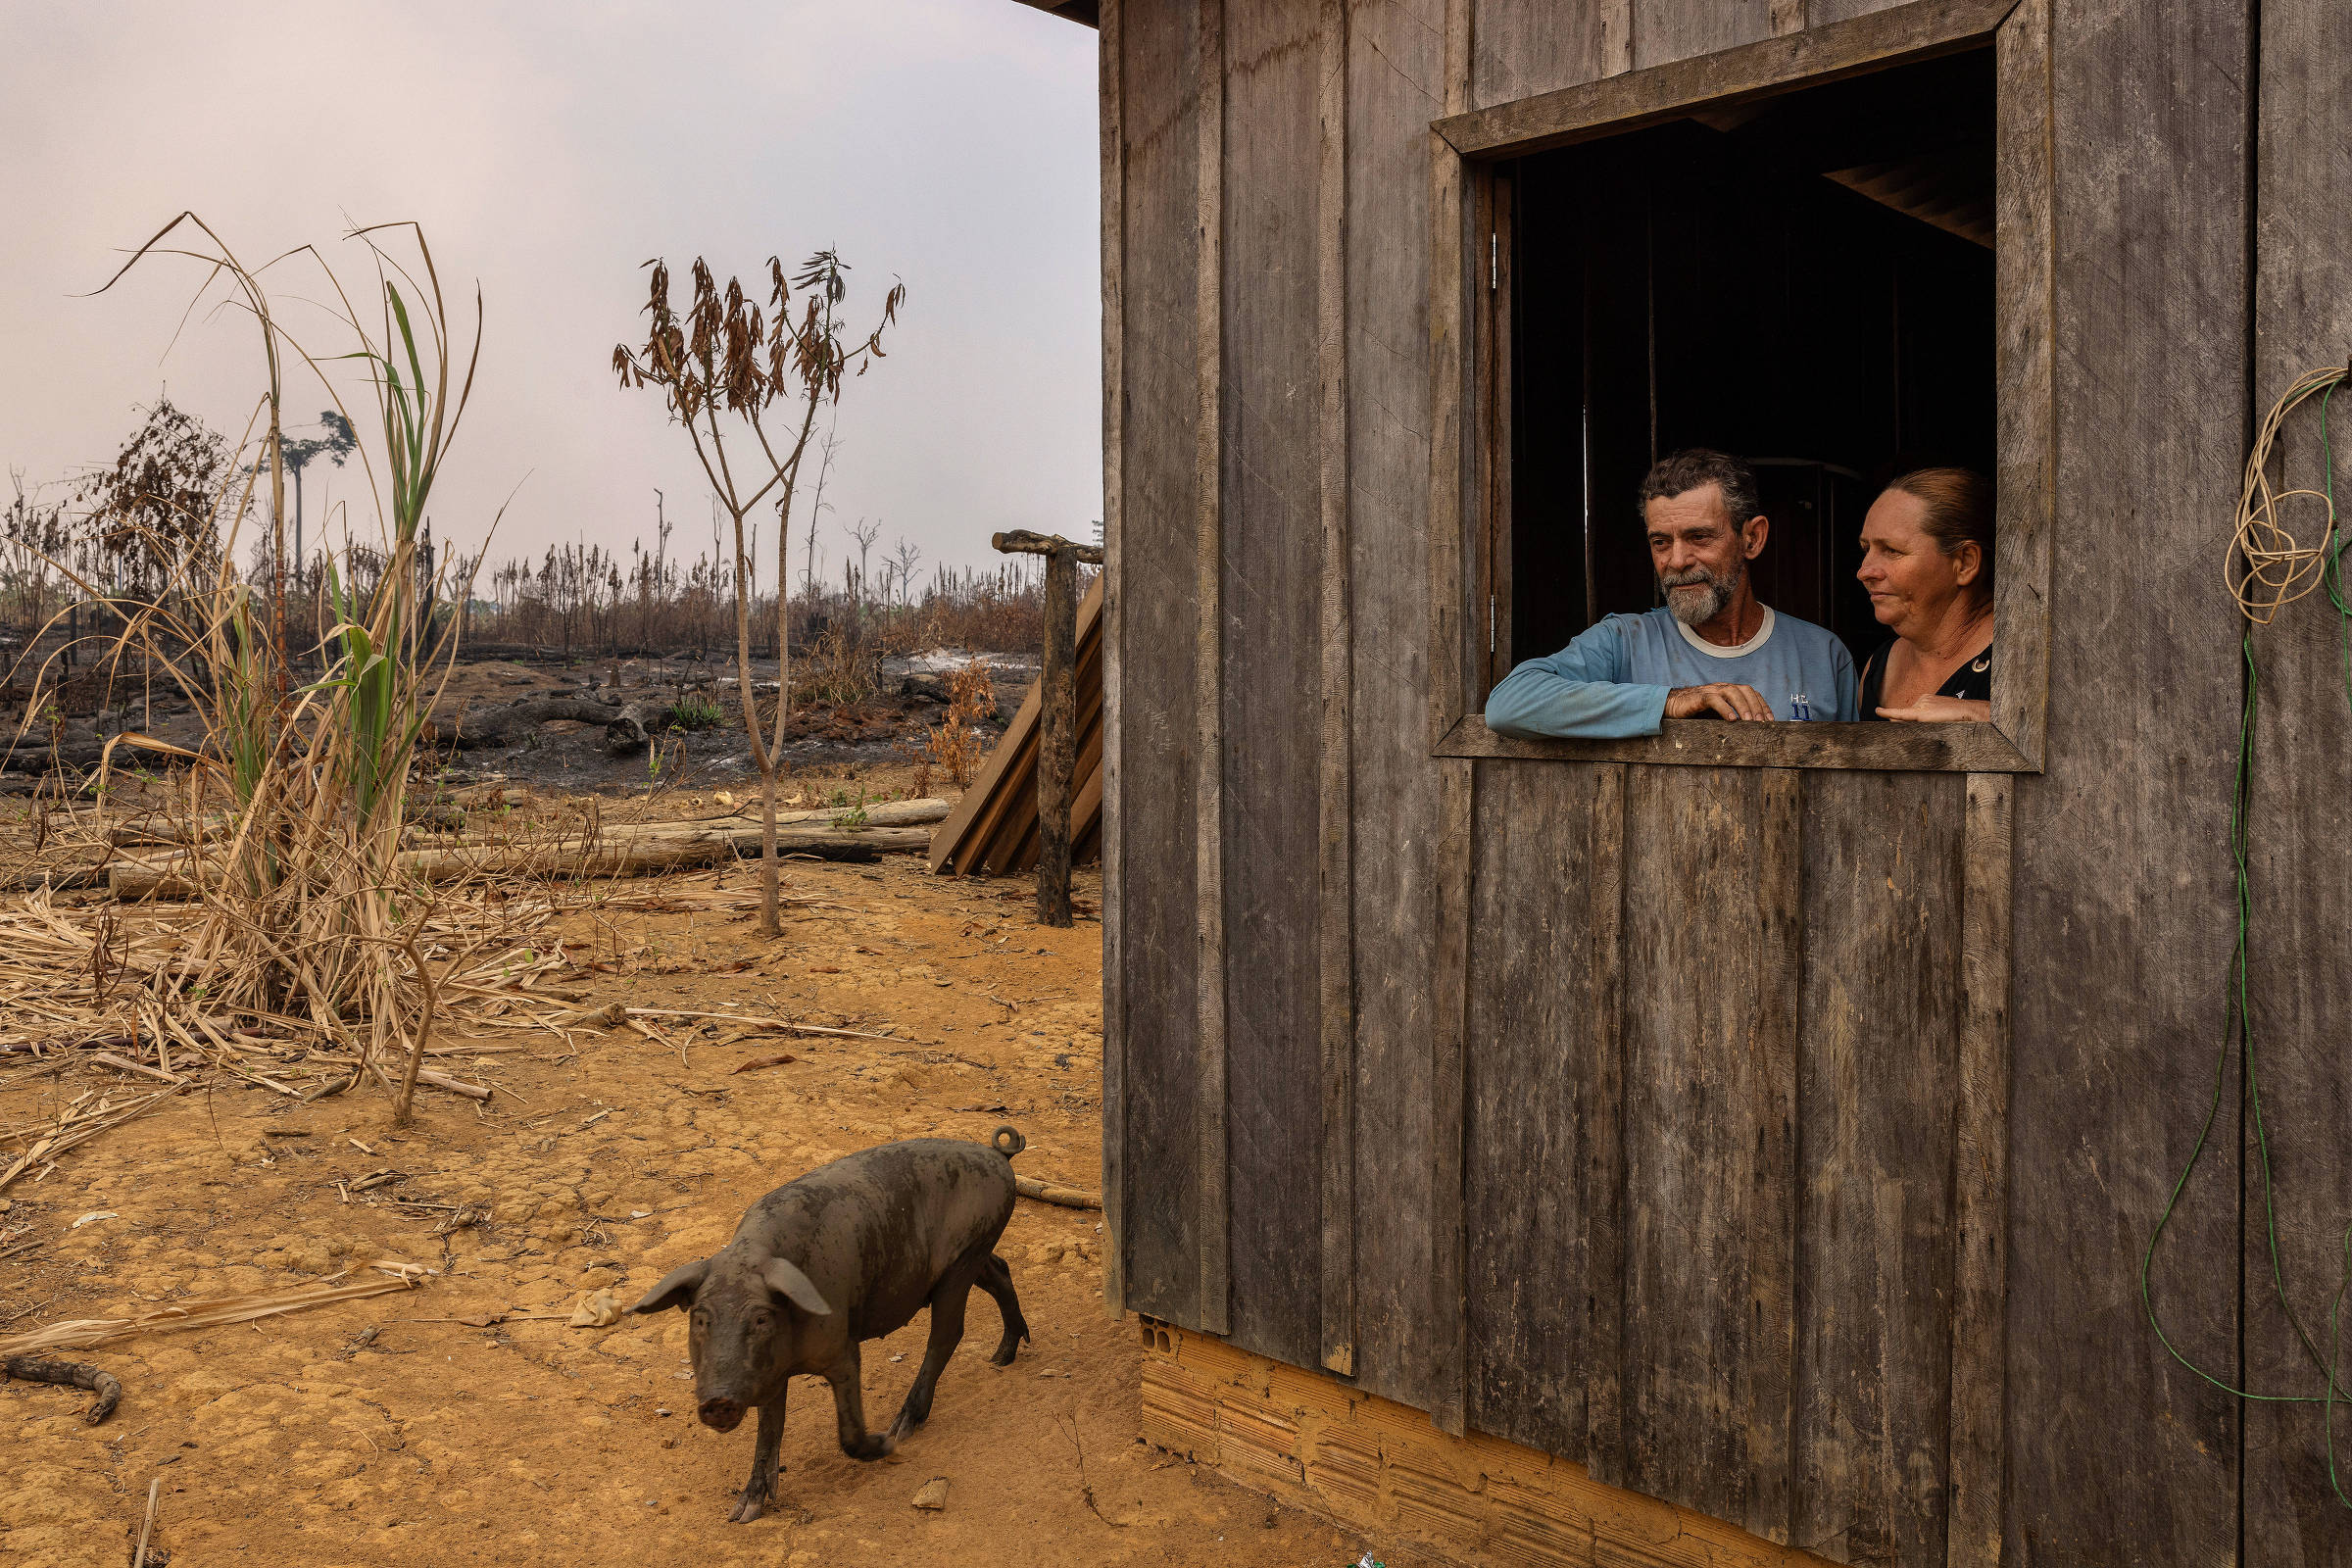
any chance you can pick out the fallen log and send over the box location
[739,797,951,830]
[429,696,626,752]
[3,861,114,894]
[1014,1175,1103,1210]
[0,742,108,774]
[0,1270,427,1357]
[108,818,939,899]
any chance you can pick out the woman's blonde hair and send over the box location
[1884,466,1994,607]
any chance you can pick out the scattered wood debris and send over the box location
[2,1353,123,1424]
[0,1267,430,1357]
[730,1053,798,1074]
[1014,1176,1103,1211]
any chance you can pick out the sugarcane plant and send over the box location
[613,252,904,937]
[65,213,485,1124]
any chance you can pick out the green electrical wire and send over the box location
[2141,369,2352,1510]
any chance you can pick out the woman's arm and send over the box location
[1876,694,1991,722]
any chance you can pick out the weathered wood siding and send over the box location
[1095,0,2337,1562]
[2245,0,2352,1561]
[1218,0,1325,1370]
[1452,761,1970,1558]
[1346,0,1446,1414]
[1466,0,1924,109]
[1111,0,1204,1322]
[2003,0,2249,1562]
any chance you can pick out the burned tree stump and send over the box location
[991,530,1103,928]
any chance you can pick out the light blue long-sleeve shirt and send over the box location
[1483,606,1857,739]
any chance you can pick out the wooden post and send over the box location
[991,529,1104,927]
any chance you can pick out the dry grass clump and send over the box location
[926,658,997,789]
[890,579,1054,658]
[797,618,875,707]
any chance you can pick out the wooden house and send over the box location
[1010,0,2349,1562]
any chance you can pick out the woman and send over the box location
[1855,466,1993,722]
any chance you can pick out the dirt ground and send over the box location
[0,804,1401,1568]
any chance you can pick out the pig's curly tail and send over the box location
[991,1125,1027,1159]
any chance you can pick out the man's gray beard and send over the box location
[1663,565,1739,626]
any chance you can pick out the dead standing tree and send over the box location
[614,252,903,936]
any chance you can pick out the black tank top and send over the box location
[1858,640,1992,719]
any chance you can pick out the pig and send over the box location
[629,1124,1033,1523]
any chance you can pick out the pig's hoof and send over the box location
[728,1476,777,1524]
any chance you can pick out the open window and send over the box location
[1503,48,1995,669]
[1434,0,2052,772]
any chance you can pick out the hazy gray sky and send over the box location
[0,1,1101,590]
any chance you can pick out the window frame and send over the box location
[1424,0,2050,774]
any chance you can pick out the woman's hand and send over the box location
[1876,695,1991,723]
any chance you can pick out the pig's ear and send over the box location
[629,1257,710,1314]
[760,1256,833,1316]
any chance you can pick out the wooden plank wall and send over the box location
[1105,0,2005,1408]
[2246,0,2352,1560]
[1111,0,1205,1323]
[1342,0,1447,1417]
[1462,760,1602,1460]
[1613,765,1786,1536]
[1099,0,2320,1564]
[1463,0,1923,110]
[2002,0,2249,1562]
[1457,761,1971,1564]
[1792,771,1964,1564]
[1218,0,1325,1371]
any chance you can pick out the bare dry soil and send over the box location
[0,841,1396,1568]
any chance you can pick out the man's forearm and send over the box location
[1483,674,1670,739]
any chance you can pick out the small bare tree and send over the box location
[889,536,923,615]
[848,515,882,612]
[801,424,841,603]
[614,253,903,936]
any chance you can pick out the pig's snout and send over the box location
[699,1396,747,1432]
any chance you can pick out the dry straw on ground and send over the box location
[0,1268,430,1357]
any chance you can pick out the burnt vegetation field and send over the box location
[0,219,1356,1568]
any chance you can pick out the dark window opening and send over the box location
[1502,46,1998,673]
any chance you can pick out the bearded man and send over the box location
[1484,448,1856,737]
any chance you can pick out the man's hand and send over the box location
[1665,682,1774,721]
